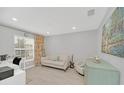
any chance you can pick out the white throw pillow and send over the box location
[48,55,57,61]
[59,55,67,61]
[57,56,60,61]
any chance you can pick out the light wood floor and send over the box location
[26,66,84,85]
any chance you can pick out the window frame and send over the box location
[14,35,34,61]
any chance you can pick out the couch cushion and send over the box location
[59,55,68,61]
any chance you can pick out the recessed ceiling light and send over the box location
[72,26,76,30]
[12,17,18,22]
[47,32,50,34]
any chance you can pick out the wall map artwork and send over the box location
[102,7,124,57]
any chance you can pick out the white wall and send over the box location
[97,8,124,84]
[0,25,35,68]
[45,30,97,63]
[0,26,24,56]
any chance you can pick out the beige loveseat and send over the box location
[41,55,70,71]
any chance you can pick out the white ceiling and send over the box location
[0,7,109,36]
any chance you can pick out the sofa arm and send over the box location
[63,60,70,70]
[19,59,25,70]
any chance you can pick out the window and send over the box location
[14,36,34,60]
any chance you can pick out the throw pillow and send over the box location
[13,57,22,65]
[57,56,60,61]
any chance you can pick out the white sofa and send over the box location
[41,55,70,71]
[1,58,26,70]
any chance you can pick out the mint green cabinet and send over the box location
[84,59,120,85]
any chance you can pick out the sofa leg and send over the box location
[64,66,69,72]
[64,69,66,72]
